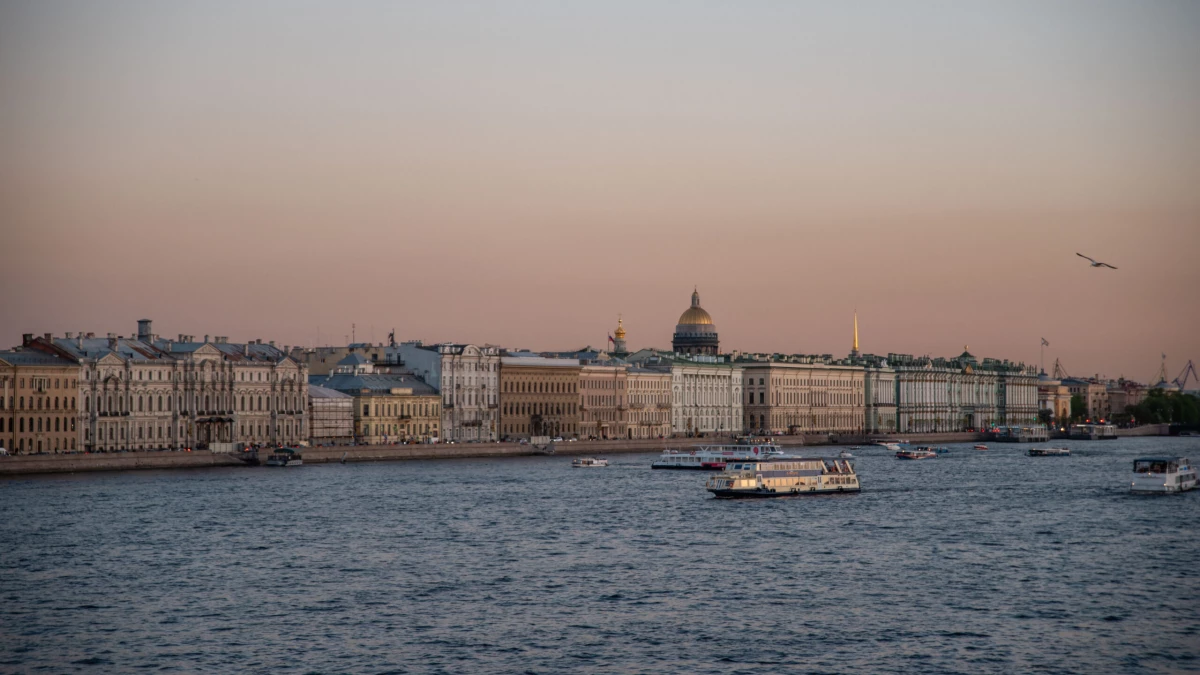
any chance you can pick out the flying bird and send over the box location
[1076,253,1117,269]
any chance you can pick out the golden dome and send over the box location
[678,306,713,325]
[678,289,714,325]
[614,318,626,340]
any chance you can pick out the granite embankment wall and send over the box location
[1114,424,1170,437]
[3,428,1173,476]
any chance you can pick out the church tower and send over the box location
[612,316,627,354]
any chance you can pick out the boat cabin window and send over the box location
[1134,460,1176,474]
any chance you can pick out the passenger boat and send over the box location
[265,447,303,467]
[706,457,859,498]
[875,440,908,452]
[1130,456,1197,494]
[652,441,785,470]
[571,457,609,468]
[896,448,937,460]
[1027,447,1070,457]
[919,446,950,455]
[974,444,988,450]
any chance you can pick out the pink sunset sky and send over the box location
[1,1,1197,382]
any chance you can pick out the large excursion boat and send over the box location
[896,448,937,460]
[706,457,859,498]
[652,439,785,470]
[1130,456,1197,494]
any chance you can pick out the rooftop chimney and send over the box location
[43,333,52,341]
[86,332,95,339]
[22,333,33,346]
[65,332,74,339]
[204,335,210,344]
[269,341,275,348]
[137,319,152,343]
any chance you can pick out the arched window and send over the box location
[138,396,144,412]
[158,396,163,411]
[205,395,210,411]
[55,418,60,432]
[258,396,263,410]
[37,418,43,432]
[19,418,24,432]
[167,396,172,411]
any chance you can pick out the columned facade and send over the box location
[499,355,581,439]
[400,342,499,442]
[738,357,866,435]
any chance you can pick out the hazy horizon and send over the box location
[2,1,1198,383]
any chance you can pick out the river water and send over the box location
[2,437,1198,674]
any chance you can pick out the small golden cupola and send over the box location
[612,316,628,353]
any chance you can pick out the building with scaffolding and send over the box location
[307,385,353,445]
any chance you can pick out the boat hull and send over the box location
[651,464,718,470]
[708,486,860,499]
[266,459,302,467]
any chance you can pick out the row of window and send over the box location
[503,402,575,416]
[0,416,75,434]
[1,396,77,411]
[85,393,302,414]
[503,380,577,394]
[361,402,437,418]
[87,369,291,383]
[0,377,77,391]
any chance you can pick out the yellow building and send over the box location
[0,348,81,454]
[315,354,441,443]
[499,354,581,439]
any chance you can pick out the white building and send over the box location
[32,320,307,451]
[888,349,1040,432]
[626,350,743,436]
[399,341,500,442]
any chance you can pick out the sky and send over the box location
[1,1,1198,383]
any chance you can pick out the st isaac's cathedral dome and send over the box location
[672,288,719,356]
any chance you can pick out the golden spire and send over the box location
[853,310,859,352]
[614,315,626,340]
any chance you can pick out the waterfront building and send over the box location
[863,361,898,434]
[498,353,581,439]
[0,347,80,454]
[625,367,672,439]
[1038,373,1072,426]
[888,349,1040,432]
[1062,378,1111,421]
[579,361,629,440]
[672,288,720,356]
[1106,379,1147,417]
[626,350,743,436]
[398,341,500,442]
[314,354,441,443]
[26,322,308,452]
[736,354,866,435]
[307,385,354,445]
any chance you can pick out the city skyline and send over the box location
[1,1,1198,380]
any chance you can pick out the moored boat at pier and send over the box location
[265,448,303,467]
[706,457,859,498]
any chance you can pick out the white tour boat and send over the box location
[571,457,609,468]
[706,457,860,498]
[1130,456,1197,494]
[652,441,785,470]
[1028,447,1071,457]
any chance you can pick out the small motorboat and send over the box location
[896,449,937,460]
[572,457,609,468]
[974,444,988,451]
[1028,447,1070,457]
[265,447,303,467]
[837,449,855,459]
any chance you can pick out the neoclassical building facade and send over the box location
[626,350,743,436]
[0,347,80,454]
[625,367,672,439]
[737,355,867,435]
[25,320,307,451]
[499,354,581,439]
[400,341,500,442]
[887,350,1040,432]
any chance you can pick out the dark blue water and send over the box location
[2,437,1199,674]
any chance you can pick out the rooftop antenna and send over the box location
[352,323,356,344]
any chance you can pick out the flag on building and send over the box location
[1041,338,1050,347]
[607,334,615,345]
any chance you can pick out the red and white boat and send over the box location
[974,444,988,450]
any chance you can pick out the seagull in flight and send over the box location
[1076,253,1117,269]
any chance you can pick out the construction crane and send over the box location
[1175,360,1199,391]
[1052,358,1071,380]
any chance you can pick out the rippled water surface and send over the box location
[2,437,1199,674]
